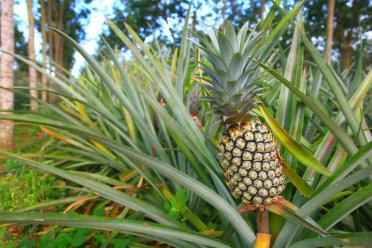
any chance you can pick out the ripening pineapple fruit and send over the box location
[197,22,285,207]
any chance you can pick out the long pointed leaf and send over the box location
[0,212,229,248]
[258,103,330,176]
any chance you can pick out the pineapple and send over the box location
[197,22,285,207]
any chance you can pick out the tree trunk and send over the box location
[40,0,48,102]
[325,0,335,64]
[54,1,60,74]
[50,0,64,104]
[341,33,353,69]
[57,1,64,73]
[260,0,266,22]
[335,0,357,70]
[27,0,38,111]
[47,0,56,102]
[0,0,15,152]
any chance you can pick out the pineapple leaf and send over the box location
[224,21,239,52]
[301,33,362,140]
[0,149,179,227]
[206,28,220,52]
[301,184,372,240]
[236,21,249,50]
[268,203,327,235]
[274,166,372,247]
[228,53,244,81]
[281,163,314,197]
[288,233,372,248]
[217,31,234,68]
[317,184,372,232]
[0,212,229,248]
[259,63,358,155]
[257,103,331,176]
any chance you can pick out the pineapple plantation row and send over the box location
[0,2,371,247]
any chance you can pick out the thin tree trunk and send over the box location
[260,0,266,22]
[325,0,335,64]
[47,0,56,102]
[54,1,60,73]
[27,0,38,111]
[50,0,64,104]
[341,0,358,69]
[57,1,64,72]
[336,0,356,70]
[341,33,353,69]
[0,0,15,152]
[40,0,48,102]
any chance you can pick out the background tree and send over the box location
[40,0,47,102]
[41,0,90,101]
[260,0,266,22]
[100,0,264,50]
[0,0,15,152]
[27,0,38,111]
[54,0,90,71]
[304,0,372,70]
[46,0,55,102]
[325,0,335,64]
[101,0,186,48]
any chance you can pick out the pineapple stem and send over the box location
[254,210,271,248]
[256,209,269,233]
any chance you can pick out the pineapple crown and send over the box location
[195,21,267,126]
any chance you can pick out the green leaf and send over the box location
[267,203,327,235]
[229,53,244,80]
[319,184,372,231]
[71,228,91,247]
[289,233,372,248]
[224,21,239,52]
[218,32,234,67]
[0,126,256,246]
[260,63,358,155]
[281,164,314,197]
[301,184,372,240]
[260,0,281,31]
[113,239,131,248]
[0,212,229,248]
[316,142,372,193]
[15,196,90,212]
[257,0,304,60]
[301,34,362,140]
[273,166,372,248]
[0,150,179,227]
[94,138,256,245]
[275,13,302,128]
[258,103,330,176]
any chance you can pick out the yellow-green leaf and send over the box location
[258,103,331,176]
[281,162,314,197]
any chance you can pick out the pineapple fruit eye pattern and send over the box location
[220,120,285,207]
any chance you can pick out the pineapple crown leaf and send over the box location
[195,22,268,125]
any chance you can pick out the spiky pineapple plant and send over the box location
[1,2,372,247]
[197,22,285,207]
